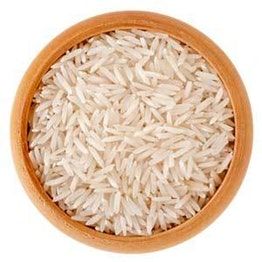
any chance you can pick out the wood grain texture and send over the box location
[11,11,253,253]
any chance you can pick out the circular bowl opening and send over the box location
[11,11,252,253]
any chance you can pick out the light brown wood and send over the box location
[11,11,253,253]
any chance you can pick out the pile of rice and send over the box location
[28,29,234,236]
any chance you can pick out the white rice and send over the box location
[28,29,235,236]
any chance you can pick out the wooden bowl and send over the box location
[11,11,253,253]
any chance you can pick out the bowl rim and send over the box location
[11,11,253,253]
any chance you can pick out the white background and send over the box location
[0,0,261,261]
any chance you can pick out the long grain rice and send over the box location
[28,29,234,236]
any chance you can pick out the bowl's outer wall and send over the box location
[11,11,253,253]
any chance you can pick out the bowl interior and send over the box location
[11,11,252,253]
